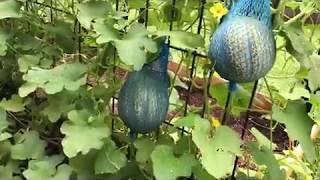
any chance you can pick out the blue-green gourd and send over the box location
[208,0,276,91]
[117,38,169,138]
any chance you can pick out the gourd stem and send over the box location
[229,81,238,92]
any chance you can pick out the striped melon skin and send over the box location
[208,16,276,83]
[117,68,169,134]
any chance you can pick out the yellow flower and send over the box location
[209,3,228,19]
[211,117,221,128]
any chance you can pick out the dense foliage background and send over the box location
[0,0,319,179]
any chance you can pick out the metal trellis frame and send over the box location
[26,0,266,178]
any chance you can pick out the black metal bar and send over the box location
[182,0,206,136]
[50,0,53,22]
[169,45,207,58]
[221,91,232,125]
[145,0,150,28]
[163,121,191,134]
[25,1,31,31]
[112,0,119,132]
[169,0,176,31]
[231,80,259,178]
[167,0,176,46]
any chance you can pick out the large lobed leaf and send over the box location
[22,155,72,180]
[76,1,113,29]
[151,145,196,180]
[60,109,111,158]
[0,0,22,19]
[248,142,286,180]
[94,22,157,70]
[193,121,242,178]
[272,100,316,162]
[11,131,46,160]
[19,63,87,97]
[94,138,127,174]
[174,114,242,178]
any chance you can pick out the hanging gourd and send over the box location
[208,0,276,89]
[117,38,169,137]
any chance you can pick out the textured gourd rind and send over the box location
[118,68,169,134]
[209,16,276,83]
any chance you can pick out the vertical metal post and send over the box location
[111,0,119,132]
[182,0,206,135]
[231,80,259,178]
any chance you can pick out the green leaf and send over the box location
[283,22,315,61]
[161,3,182,22]
[46,20,76,53]
[0,140,11,160]
[209,83,251,116]
[115,24,157,70]
[0,165,13,179]
[19,63,87,97]
[155,31,204,50]
[128,0,145,9]
[49,164,73,180]
[309,94,320,124]
[308,54,320,92]
[61,109,111,157]
[0,30,10,56]
[173,113,200,128]
[0,108,8,132]
[14,34,41,51]
[0,132,12,141]
[0,95,26,112]
[308,68,320,93]
[23,155,72,180]
[0,0,22,19]
[209,83,228,107]
[134,137,155,163]
[11,131,46,160]
[275,153,313,179]
[95,23,157,70]
[0,107,10,142]
[250,127,277,150]
[42,91,76,122]
[0,161,20,179]
[279,85,310,100]
[18,55,41,72]
[272,100,316,162]
[193,163,217,180]
[94,138,127,174]
[69,150,97,176]
[192,121,242,178]
[151,145,196,180]
[94,21,120,43]
[76,0,112,29]
[248,142,286,180]
[174,136,197,155]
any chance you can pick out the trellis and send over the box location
[24,0,284,179]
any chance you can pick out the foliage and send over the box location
[0,0,319,180]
